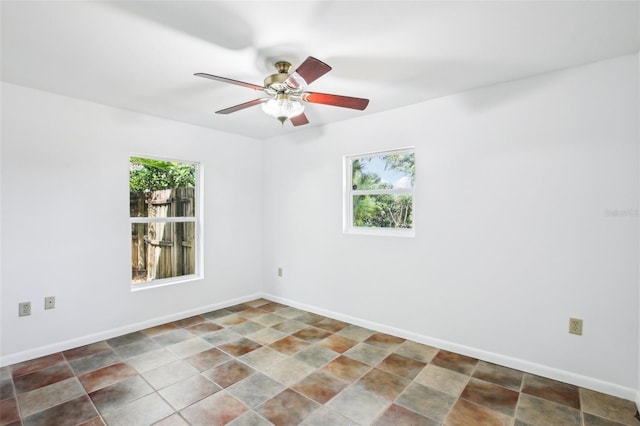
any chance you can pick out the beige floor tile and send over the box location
[580,388,639,426]
[516,394,581,426]
[344,343,390,366]
[227,373,285,408]
[301,406,359,425]
[89,375,153,415]
[394,340,439,363]
[445,399,514,426]
[142,360,199,390]
[246,327,286,345]
[153,413,190,425]
[127,348,178,373]
[375,403,439,426]
[240,346,286,370]
[22,395,98,426]
[414,364,470,397]
[327,385,390,425]
[396,382,457,422]
[256,388,320,425]
[228,410,273,426]
[166,338,212,358]
[158,374,221,410]
[17,377,85,418]
[473,361,523,391]
[264,357,316,386]
[180,391,249,426]
[336,325,376,342]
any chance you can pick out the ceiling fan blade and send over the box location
[290,113,310,127]
[195,73,264,91]
[301,92,369,110]
[215,98,266,114]
[285,57,332,88]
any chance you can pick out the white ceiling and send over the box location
[1,1,638,140]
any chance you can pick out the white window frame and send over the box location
[129,155,203,291]
[344,147,415,237]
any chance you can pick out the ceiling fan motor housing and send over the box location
[264,72,289,91]
[264,61,300,94]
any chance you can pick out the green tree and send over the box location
[352,159,389,226]
[352,154,414,228]
[384,153,415,185]
[375,194,413,228]
[130,157,195,192]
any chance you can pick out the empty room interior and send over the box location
[1,1,640,425]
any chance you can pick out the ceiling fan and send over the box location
[195,56,369,126]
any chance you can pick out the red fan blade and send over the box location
[290,113,310,126]
[215,98,266,114]
[195,73,264,91]
[301,92,369,110]
[285,57,331,88]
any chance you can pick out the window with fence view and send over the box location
[130,157,200,287]
[345,149,415,236]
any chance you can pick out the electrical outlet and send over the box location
[569,318,583,335]
[277,267,283,277]
[45,296,55,310]
[19,302,31,317]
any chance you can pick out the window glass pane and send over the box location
[131,222,196,284]
[129,157,196,218]
[352,152,415,190]
[353,194,413,229]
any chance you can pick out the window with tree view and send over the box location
[130,156,201,288]
[345,149,415,236]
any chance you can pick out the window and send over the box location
[130,156,201,288]
[344,148,415,236]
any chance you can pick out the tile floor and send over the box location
[1,299,638,426]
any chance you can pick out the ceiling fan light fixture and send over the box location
[261,93,305,124]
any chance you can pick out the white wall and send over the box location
[0,83,263,364]
[262,54,639,398]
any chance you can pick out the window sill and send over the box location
[130,274,203,292]
[344,227,415,238]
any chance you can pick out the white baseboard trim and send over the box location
[0,293,262,367]
[265,293,638,402]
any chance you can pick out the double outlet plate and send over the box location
[19,297,55,317]
[569,317,583,335]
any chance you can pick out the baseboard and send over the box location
[265,293,638,402]
[0,293,262,367]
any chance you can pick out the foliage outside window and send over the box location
[130,156,201,288]
[345,148,415,236]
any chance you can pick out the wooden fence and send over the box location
[131,188,195,283]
